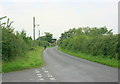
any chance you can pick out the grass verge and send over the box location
[58,47,119,68]
[2,46,44,73]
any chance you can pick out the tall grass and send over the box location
[59,27,119,59]
[58,47,119,68]
[2,47,44,73]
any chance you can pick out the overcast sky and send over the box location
[0,0,119,39]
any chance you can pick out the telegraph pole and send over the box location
[39,30,40,40]
[33,17,35,40]
[39,30,40,37]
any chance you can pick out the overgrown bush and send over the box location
[1,16,39,61]
[59,27,119,59]
[37,32,53,46]
[39,41,49,46]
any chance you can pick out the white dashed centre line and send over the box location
[35,67,56,81]
[46,73,53,77]
[48,75,53,77]
[38,75,42,78]
[37,74,41,76]
[39,78,44,80]
[36,71,40,73]
[45,71,48,73]
[50,78,55,80]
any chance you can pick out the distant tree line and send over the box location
[0,16,39,61]
[37,32,56,46]
[58,27,120,59]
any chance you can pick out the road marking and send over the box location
[50,78,55,80]
[35,69,40,73]
[37,74,41,76]
[38,75,42,78]
[35,67,56,81]
[39,78,44,80]
[36,71,40,73]
[48,75,53,77]
[46,73,53,77]
[45,71,48,73]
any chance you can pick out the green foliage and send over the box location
[59,27,119,60]
[37,32,54,46]
[39,41,49,46]
[1,16,38,61]
[3,47,44,72]
[44,32,53,43]
[59,26,112,40]
[58,47,119,68]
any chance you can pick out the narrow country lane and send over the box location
[2,47,118,82]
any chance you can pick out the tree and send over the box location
[44,32,53,43]
[59,27,118,59]
[37,32,53,43]
[1,16,39,61]
[37,32,53,46]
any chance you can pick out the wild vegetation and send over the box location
[37,32,56,46]
[1,15,119,73]
[0,16,38,61]
[0,16,57,72]
[3,47,44,72]
[58,27,119,67]
[0,16,44,72]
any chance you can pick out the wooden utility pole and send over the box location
[39,30,40,37]
[33,17,35,40]
[39,30,40,40]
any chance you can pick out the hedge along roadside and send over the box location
[1,16,39,61]
[58,27,119,67]
[0,16,44,72]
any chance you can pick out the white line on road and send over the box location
[48,75,53,77]
[37,74,41,76]
[38,75,42,78]
[39,78,44,80]
[50,78,55,80]
[35,67,56,81]
[36,71,40,73]
[46,73,53,77]
[42,67,45,69]
[42,68,56,80]
[45,71,48,73]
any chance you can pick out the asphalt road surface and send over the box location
[2,47,118,82]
